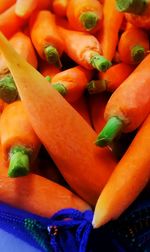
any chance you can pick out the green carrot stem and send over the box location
[131,45,145,64]
[90,53,112,72]
[80,12,99,31]
[44,45,62,68]
[95,117,124,147]
[45,75,51,82]
[116,0,146,15]
[87,80,107,94]
[0,74,18,103]
[8,145,31,177]
[52,83,67,96]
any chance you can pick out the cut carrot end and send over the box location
[116,0,146,15]
[52,83,67,96]
[90,54,112,72]
[8,146,31,177]
[44,46,62,69]
[80,12,99,31]
[45,75,52,82]
[87,80,107,94]
[131,45,145,64]
[0,74,18,103]
[95,117,123,147]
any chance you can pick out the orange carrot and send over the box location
[0,5,26,39]
[66,0,103,33]
[98,0,124,61]
[51,66,93,102]
[93,113,150,228]
[0,148,90,217]
[0,32,117,205]
[30,10,64,67]
[118,27,149,65]
[58,26,112,72]
[0,99,7,113]
[95,53,150,147]
[0,0,16,13]
[39,60,61,79]
[0,100,41,177]
[88,63,134,94]
[52,0,68,17]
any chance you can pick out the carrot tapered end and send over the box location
[116,0,146,15]
[80,12,99,31]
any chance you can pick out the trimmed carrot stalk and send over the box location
[39,61,61,79]
[0,100,41,177]
[51,66,93,102]
[93,114,150,228]
[66,0,103,32]
[0,32,117,205]
[0,149,91,217]
[0,5,26,39]
[88,63,134,94]
[116,0,147,15]
[58,26,112,71]
[52,0,68,17]
[0,74,18,103]
[30,10,64,68]
[95,52,150,147]
[0,0,16,13]
[118,27,149,65]
[98,0,124,61]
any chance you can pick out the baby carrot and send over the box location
[51,66,93,102]
[0,148,90,217]
[0,99,7,113]
[66,0,103,32]
[0,100,41,177]
[0,0,16,13]
[87,63,134,94]
[30,10,64,68]
[96,53,150,147]
[118,27,149,65]
[59,26,112,72]
[0,32,117,205]
[93,113,150,228]
[0,4,26,39]
[39,60,61,79]
[98,0,124,61]
[52,0,68,17]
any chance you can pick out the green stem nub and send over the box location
[90,54,112,72]
[45,75,51,82]
[80,11,99,31]
[8,146,31,177]
[0,74,18,103]
[95,117,124,147]
[131,45,145,64]
[44,46,62,68]
[52,83,67,96]
[116,0,146,15]
[87,80,107,94]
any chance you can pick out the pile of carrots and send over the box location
[0,0,149,233]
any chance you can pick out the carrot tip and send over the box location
[87,80,107,94]
[90,54,112,72]
[80,12,99,31]
[95,117,123,147]
[52,83,67,96]
[131,45,145,64]
[0,74,18,103]
[116,0,146,15]
[44,46,62,69]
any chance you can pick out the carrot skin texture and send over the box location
[0,0,16,13]
[39,61,61,79]
[93,114,150,228]
[52,0,68,17]
[0,32,117,205]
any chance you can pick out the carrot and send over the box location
[30,10,64,68]
[0,148,91,217]
[93,113,150,228]
[66,0,103,33]
[51,66,93,102]
[52,0,68,17]
[95,53,150,147]
[0,0,16,13]
[0,100,41,177]
[0,5,26,39]
[0,99,7,113]
[0,32,117,205]
[87,63,134,94]
[0,74,18,103]
[98,0,124,61]
[58,26,112,72]
[118,27,149,65]
[39,60,61,80]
